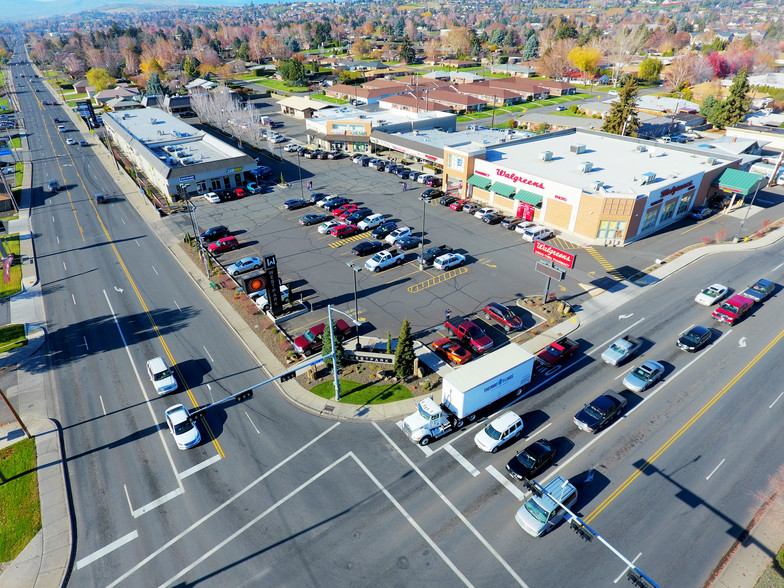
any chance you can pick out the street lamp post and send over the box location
[346,262,362,349]
[419,196,427,270]
[326,305,362,401]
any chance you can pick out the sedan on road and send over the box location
[351,241,385,257]
[199,225,230,242]
[65,138,76,145]
[623,360,665,393]
[226,256,262,276]
[676,325,712,352]
[433,253,465,270]
[331,224,360,238]
[694,284,728,306]
[284,199,309,210]
[430,337,472,365]
[164,405,201,450]
[506,439,556,481]
[574,392,627,433]
[300,213,330,226]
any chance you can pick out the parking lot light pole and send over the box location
[346,262,362,349]
[419,196,427,270]
[297,150,304,201]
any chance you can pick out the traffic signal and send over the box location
[188,408,208,423]
[569,518,593,542]
[234,390,254,402]
[522,479,542,497]
[280,371,297,382]
[626,570,655,588]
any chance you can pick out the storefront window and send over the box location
[597,220,626,240]
[234,174,243,186]
[677,191,694,214]
[660,199,677,222]
[446,153,465,171]
[196,181,207,193]
[640,208,659,232]
[210,178,222,191]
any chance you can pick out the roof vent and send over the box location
[590,180,604,191]
[636,144,647,152]
[539,150,553,162]
[705,157,717,165]
[579,161,593,173]
[570,143,586,154]
[637,172,656,185]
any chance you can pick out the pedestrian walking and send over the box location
[402,182,407,192]
[306,180,312,191]
[445,308,451,323]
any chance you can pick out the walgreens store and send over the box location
[442,129,737,246]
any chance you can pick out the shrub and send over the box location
[701,236,712,245]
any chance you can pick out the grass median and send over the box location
[0,437,41,562]
[311,379,413,404]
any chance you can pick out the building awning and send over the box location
[488,181,516,197]
[467,174,491,189]
[712,168,765,195]
[514,189,543,207]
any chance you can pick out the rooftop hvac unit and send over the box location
[579,161,593,173]
[636,144,647,152]
[590,180,604,191]
[705,157,717,165]
[539,150,553,162]
[570,143,586,154]
[165,145,177,153]
[150,118,157,124]
[638,172,656,185]
[182,157,194,165]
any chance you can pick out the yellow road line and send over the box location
[585,247,624,281]
[585,327,784,524]
[407,267,468,293]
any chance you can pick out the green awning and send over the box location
[711,168,764,196]
[466,174,491,189]
[514,189,543,207]
[488,181,516,197]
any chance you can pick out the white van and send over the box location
[474,411,523,453]
[515,475,578,537]
[146,356,177,395]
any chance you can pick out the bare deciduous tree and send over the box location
[606,27,648,86]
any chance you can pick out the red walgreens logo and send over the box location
[533,241,575,269]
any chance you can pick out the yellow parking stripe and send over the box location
[585,247,625,281]
[328,233,367,248]
[407,267,468,293]
[548,237,582,250]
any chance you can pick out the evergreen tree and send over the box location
[322,321,346,369]
[393,319,415,379]
[602,78,640,136]
[386,330,392,355]
[700,95,722,127]
[715,67,751,129]
[278,58,307,85]
[182,56,200,78]
[523,34,539,61]
[147,72,165,96]
[236,41,250,61]
[398,35,415,64]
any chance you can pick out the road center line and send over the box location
[486,465,525,501]
[76,530,138,570]
[445,444,480,477]
[375,423,530,587]
[706,459,726,481]
[178,454,222,481]
[245,411,260,434]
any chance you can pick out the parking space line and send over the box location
[408,267,468,293]
[444,444,480,477]
[486,465,525,501]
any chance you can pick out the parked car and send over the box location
[420,189,443,202]
[676,325,712,352]
[326,150,342,160]
[514,221,538,234]
[317,195,346,209]
[318,220,342,234]
[226,256,262,276]
[309,192,331,204]
[283,143,300,152]
[506,439,556,481]
[396,236,422,250]
[367,159,384,170]
[246,182,262,194]
[284,198,308,210]
[323,197,350,212]
[425,176,442,187]
[293,320,352,356]
[371,221,398,240]
[199,225,230,242]
[350,154,365,164]
[439,194,458,207]
[417,174,432,184]
[331,224,360,238]
[688,206,713,220]
[522,226,554,242]
[408,171,422,182]
[623,360,665,393]
[300,213,330,226]
[463,202,481,214]
[315,150,328,160]
[357,213,385,231]
[483,301,523,332]
[164,405,200,450]
[501,217,524,230]
[475,207,498,219]
[202,192,221,204]
[299,147,314,157]
[396,168,413,179]
[345,209,374,224]
[208,236,239,254]
[232,187,248,199]
[433,253,465,270]
[450,199,469,211]
[385,226,413,245]
[335,204,359,218]
[482,212,505,225]
[430,337,472,365]
[351,241,385,256]
[418,244,453,266]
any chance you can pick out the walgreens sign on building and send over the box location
[474,162,547,192]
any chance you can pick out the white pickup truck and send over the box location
[364,249,405,272]
[601,335,642,366]
[250,284,290,312]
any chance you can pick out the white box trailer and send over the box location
[402,344,536,446]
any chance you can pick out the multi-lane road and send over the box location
[7,51,784,587]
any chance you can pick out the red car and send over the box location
[431,337,472,365]
[208,236,239,254]
[333,203,357,217]
[331,224,359,238]
[483,302,523,332]
[339,207,361,221]
[450,199,469,211]
[233,187,247,199]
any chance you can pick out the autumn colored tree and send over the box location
[540,39,577,79]
[140,57,165,76]
[708,52,730,79]
[351,38,372,59]
[86,68,114,91]
[638,58,663,83]
[568,46,602,82]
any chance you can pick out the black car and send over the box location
[217,190,236,202]
[396,235,421,250]
[573,392,627,433]
[298,147,312,157]
[300,213,329,226]
[440,195,458,207]
[676,325,712,352]
[284,199,308,210]
[309,192,330,204]
[371,221,398,239]
[501,216,524,230]
[505,439,556,481]
[396,168,412,179]
[482,212,505,225]
[323,197,350,211]
[359,157,372,166]
[199,225,230,242]
[345,208,373,224]
[351,241,385,256]
[418,244,453,266]
[425,176,442,187]
[420,189,443,203]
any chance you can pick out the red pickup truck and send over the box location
[537,337,579,367]
[294,319,352,356]
[444,319,493,354]
[712,294,754,325]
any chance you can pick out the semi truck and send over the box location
[402,344,536,446]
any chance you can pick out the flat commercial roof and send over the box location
[391,127,535,151]
[481,128,736,195]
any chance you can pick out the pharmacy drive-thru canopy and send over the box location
[712,168,766,195]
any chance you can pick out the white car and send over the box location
[514,221,537,234]
[164,404,201,450]
[251,284,290,311]
[65,138,76,145]
[474,411,523,453]
[433,253,466,271]
[271,135,287,144]
[146,356,177,395]
[226,256,262,276]
[318,220,341,234]
[694,283,729,306]
[203,191,221,203]
[474,207,498,219]
[351,154,365,164]
[522,226,554,242]
[358,213,385,231]
[385,226,412,245]
[317,195,342,209]
[283,143,300,152]
[417,174,433,184]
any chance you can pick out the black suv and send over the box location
[418,244,453,266]
[199,225,230,242]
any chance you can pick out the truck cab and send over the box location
[402,397,453,446]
